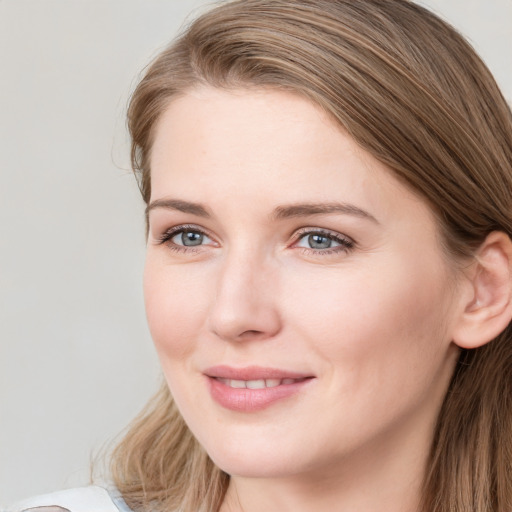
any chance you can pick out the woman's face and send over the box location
[145,86,462,480]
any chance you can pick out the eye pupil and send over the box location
[308,234,331,249]
[182,231,204,246]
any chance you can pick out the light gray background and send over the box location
[1,0,511,505]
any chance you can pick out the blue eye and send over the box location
[157,225,215,249]
[172,230,207,247]
[295,230,353,252]
[303,233,338,249]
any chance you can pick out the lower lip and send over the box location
[207,377,313,412]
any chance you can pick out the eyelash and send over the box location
[293,228,355,256]
[156,225,355,256]
[156,224,215,253]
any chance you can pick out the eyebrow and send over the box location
[146,198,378,224]
[146,198,211,218]
[272,202,379,223]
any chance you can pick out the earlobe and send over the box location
[452,231,512,349]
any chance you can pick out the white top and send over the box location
[3,487,133,512]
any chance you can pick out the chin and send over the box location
[211,453,301,479]
[199,433,318,479]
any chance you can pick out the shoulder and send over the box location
[3,486,133,512]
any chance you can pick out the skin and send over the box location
[145,86,466,512]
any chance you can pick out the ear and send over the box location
[452,231,512,349]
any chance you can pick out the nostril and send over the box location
[237,329,268,340]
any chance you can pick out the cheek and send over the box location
[282,259,458,448]
[287,256,455,383]
[143,256,210,361]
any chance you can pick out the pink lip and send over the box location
[204,365,315,412]
[205,365,312,380]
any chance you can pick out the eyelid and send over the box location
[155,224,218,246]
[291,227,355,253]
[292,227,354,244]
[154,223,354,255]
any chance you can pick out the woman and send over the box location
[9,0,512,511]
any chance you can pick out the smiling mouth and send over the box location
[215,377,309,389]
[205,367,314,411]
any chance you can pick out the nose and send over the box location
[208,251,282,342]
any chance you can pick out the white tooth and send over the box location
[246,379,266,389]
[265,379,281,388]
[282,378,296,385]
[230,379,247,388]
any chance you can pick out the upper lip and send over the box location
[204,365,314,380]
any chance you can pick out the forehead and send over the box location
[150,86,342,171]
[149,86,432,227]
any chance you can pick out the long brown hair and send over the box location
[111,1,512,510]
